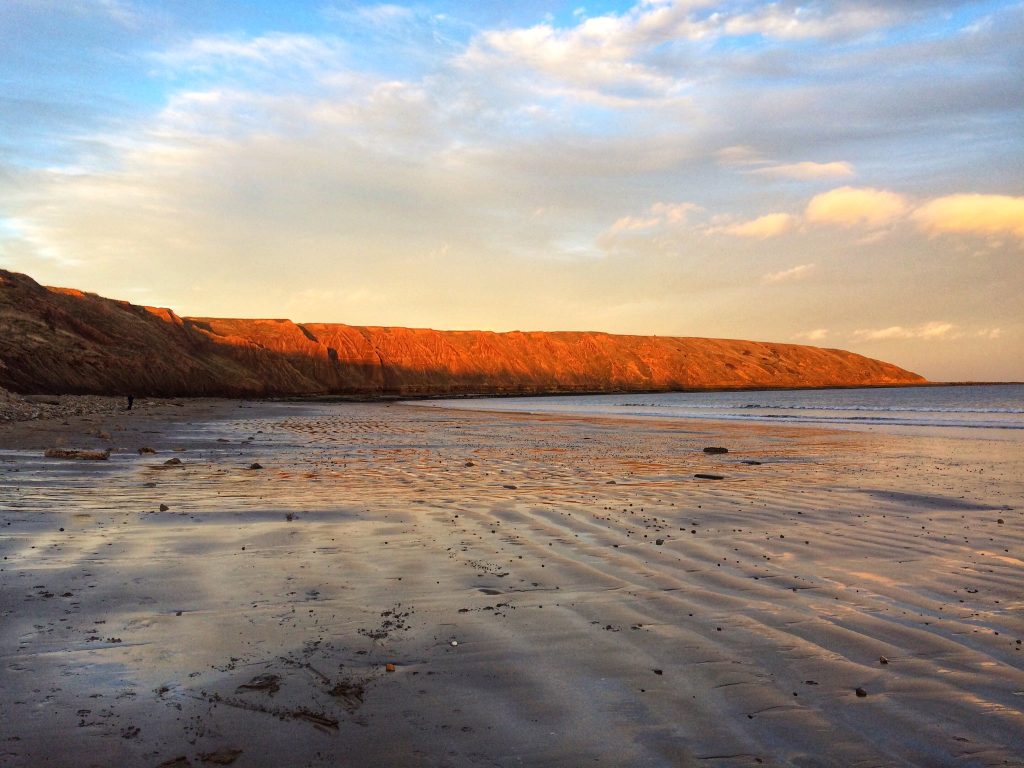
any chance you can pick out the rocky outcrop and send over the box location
[0,269,926,397]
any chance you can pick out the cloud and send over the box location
[720,4,903,41]
[347,4,415,26]
[723,212,797,239]
[794,328,829,342]
[853,321,957,341]
[458,6,695,105]
[650,201,699,224]
[154,33,346,75]
[912,194,1024,238]
[762,262,815,283]
[716,145,764,167]
[610,214,661,233]
[752,161,855,180]
[805,186,909,228]
[716,147,854,181]
[609,202,701,233]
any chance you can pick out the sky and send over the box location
[1,0,1022,381]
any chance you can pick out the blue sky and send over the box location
[1,0,1022,379]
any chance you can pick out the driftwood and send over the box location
[44,448,111,461]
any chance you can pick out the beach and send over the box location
[1,398,1022,767]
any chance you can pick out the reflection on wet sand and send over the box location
[1,401,1022,766]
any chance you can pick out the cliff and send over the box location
[0,270,925,396]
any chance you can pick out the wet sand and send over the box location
[1,399,1022,767]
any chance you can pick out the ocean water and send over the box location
[411,384,1024,431]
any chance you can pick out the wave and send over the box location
[518,408,1024,430]
[618,402,1024,414]
[415,384,1024,432]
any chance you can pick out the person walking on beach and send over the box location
[126,394,134,410]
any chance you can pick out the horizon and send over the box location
[1,1,1022,381]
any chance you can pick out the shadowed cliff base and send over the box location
[0,270,925,397]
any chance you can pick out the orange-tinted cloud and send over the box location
[794,328,829,341]
[609,202,700,233]
[763,262,815,283]
[913,194,1024,238]
[853,321,956,341]
[724,212,797,238]
[805,186,908,228]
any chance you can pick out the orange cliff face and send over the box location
[0,269,926,397]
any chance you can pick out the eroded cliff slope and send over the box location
[0,270,925,396]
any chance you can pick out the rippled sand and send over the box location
[1,400,1022,767]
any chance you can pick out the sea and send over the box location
[410,384,1024,432]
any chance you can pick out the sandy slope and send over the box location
[0,401,1021,767]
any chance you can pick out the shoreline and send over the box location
[2,399,1022,766]
[3,379,1017,427]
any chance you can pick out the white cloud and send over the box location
[154,33,346,74]
[457,1,714,104]
[721,5,899,41]
[752,161,855,180]
[762,262,815,283]
[352,4,415,25]
[805,186,909,228]
[913,194,1024,239]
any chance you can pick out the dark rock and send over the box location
[694,474,725,480]
[703,447,729,454]
[199,748,242,765]
[855,687,868,697]
[163,457,182,466]
[235,673,280,696]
